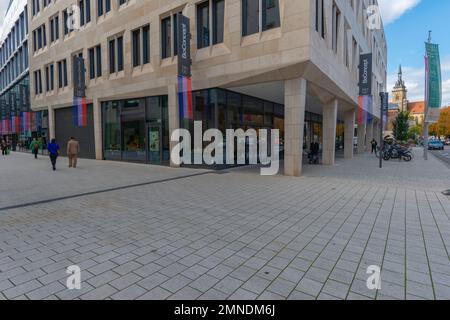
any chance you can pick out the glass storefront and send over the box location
[0,75,48,150]
[102,96,169,165]
[186,88,285,139]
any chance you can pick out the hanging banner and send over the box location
[73,56,87,127]
[177,13,193,122]
[73,97,88,127]
[359,53,373,96]
[357,95,373,125]
[177,13,191,78]
[425,42,442,123]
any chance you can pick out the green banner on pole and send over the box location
[425,42,442,123]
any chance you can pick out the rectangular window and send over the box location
[96,45,102,77]
[63,10,69,35]
[117,36,124,71]
[316,0,325,38]
[98,0,103,16]
[45,65,50,92]
[197,1,210,49]
[262,0,280,31]
[213,0,225,44]
[58,61,63,88]
[63,59,68,86]
[89,47,95,79]
[109,39,115,73]
[50,64,54,91]
[332,3,340,53]
[132,29,140,67]
[161,17,171,59]
[242,0,259,36]
[142,25,150,64]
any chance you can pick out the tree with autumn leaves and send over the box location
[429,107,450,138]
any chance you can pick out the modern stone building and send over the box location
[28,0,387,175]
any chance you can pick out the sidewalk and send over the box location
[0,149,449,300]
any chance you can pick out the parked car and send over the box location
[428,140,445,150]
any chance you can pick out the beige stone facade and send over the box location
[28,0,387,174]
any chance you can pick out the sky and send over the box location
[380,0,450,106]
[0,0,448,105]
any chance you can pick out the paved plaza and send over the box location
[0,149,449,300]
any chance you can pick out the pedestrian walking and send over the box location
[47,139,60,171]
[371,139,378,154]
[30,138,40,159]
[67,137,80,168]
[1,140,7,156]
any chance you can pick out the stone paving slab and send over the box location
[0,149,449,300]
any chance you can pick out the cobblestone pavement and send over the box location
[0,149,449,300]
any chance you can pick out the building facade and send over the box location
[28,0,387,174]
[388,66,426,133]
[1,0,48,148]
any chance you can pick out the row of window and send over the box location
[0,43,29,93]
[0,7,28,69]
[315,0,385,76]
[32,0,129,17]
[31,0,281,56]
[33,58,68,95]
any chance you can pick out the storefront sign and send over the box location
[425,42,442,123]
[359,53,373,96]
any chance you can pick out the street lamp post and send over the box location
[379,92,388,168]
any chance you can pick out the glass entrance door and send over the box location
[148,126,162,164]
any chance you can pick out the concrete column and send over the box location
[366,121,374,146]
[168,83,180,167]
[284,77,307,177]
[322,99,338,165]
[357,122,367,154]
[373,120,380,144]
[48,105,55,140]
[93,98,103,160]
[344,109,355,159]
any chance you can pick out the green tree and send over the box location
[392,111,411,142]
[408,125,422,140]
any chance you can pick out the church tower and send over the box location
[391,65,408,112]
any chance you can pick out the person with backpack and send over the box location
[30,138,40,159]
[47,139,60,171]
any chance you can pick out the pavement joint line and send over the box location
[0,171,221,213]
[345,186,395,300]
[307,184,382,299]
[415,190,437,300]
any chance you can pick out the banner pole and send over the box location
[379,93,383,169]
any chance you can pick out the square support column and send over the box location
[168,83,180,168]
[344,109,355,159]
[366,121,374,146]
[93,98,103,160]
[322,99,338,166]
[357,122,367,154]
[373,120,379,144]
[284,77,307,177]
[48,106,55,140]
